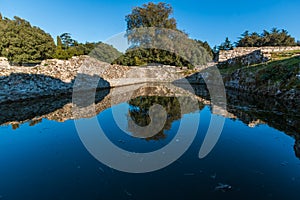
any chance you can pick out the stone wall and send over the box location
[0,56,190,104]
[218,46,300,66]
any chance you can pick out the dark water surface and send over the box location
[0,83,299,200]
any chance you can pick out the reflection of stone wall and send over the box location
[218,46,300,66]
[2,83,299,159]
[1,83,208,127]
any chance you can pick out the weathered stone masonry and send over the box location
[218,46,300,66]
[0,56,187,104]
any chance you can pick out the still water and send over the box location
[0,83,299,200]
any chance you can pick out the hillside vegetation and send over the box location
[222,50,300,94]
[0,15,55,64]
[0,15,122,64]
[0,3,213,67]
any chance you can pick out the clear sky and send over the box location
[1,0,300,47]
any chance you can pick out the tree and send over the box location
[194,40,213,58]
[53,47,69,60]
[0,15,55,64]
[53,36,123,62]
[57,36,63,47]
[89,42,123,63]
[59,33,76,49]
[236,31,261,47]
[219,37,233,50]
[236,28,297,47]
[120,2,211,68]
[112,48,196,68]
[125,2,181,47]
[126,2,177,32]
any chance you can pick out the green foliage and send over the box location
[56,36,63,47]
[271,50,300,60]
[236,28,297,47]
[126,2,177,32]
[221,55,300,91]
[113,34,212,68]
[59,33,77,49]
[119,2,211,68]
[53,45,69,60]
[253,57,300,90]
[0,15,55,64]
[218,37,233,50]
[113,48,195,68]
[125,2,183,48]
[53,33,122,62]
[89,42,123,63]
[53,33,81,59]
[194,40,214,58]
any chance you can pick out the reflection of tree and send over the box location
[128,96,204,141]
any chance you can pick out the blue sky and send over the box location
[1,0,300,47]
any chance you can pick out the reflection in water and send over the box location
[128,96,204,140]
[1,83,300,199]
[0,88,110,128]
[129,96,180,141]
[0,83,299,158]
[224,90,300,159]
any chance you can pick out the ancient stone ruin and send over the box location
[217,46,300,67]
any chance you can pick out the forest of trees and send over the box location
[215,28,298,52]
[0,14,55,64]
[0,14,121,64]
[236,28,297,47]
[0,2,299,66]
[53,33,121,62]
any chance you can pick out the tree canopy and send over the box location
[53,33,122,62]
[218,37,233,51]
[236,28,297,47]
[0,15,55,64]
[0,14,122,64]
[89,42,123,63]
[126,2,177,32]
[118,2,211,68]
[113,48,197,68]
